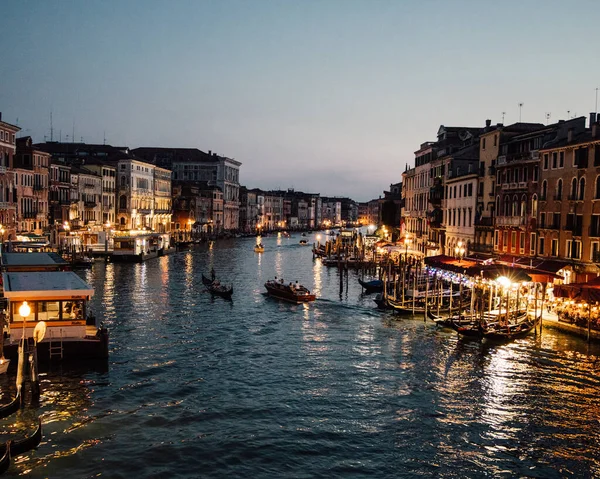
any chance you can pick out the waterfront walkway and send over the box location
[541,310,600,341]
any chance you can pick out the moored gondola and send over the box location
[0,394,20,420]
[482,315,540,341]
[0,441,10,475]
[9,418,42,457]
[358,278,383,294]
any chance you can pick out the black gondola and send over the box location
[0,394,20,420]
[9,418,42,457]
[201,274,233,299]
[482,315,539,341]
[358,278,384,294]
[0,441,10,475]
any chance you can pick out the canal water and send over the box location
[1,232,600,478]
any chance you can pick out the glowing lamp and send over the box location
[19,301,31,319]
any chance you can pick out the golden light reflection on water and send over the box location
[274,248,283,279]
[312,259,323,296]
[184,251,194,289]
[159,256,169,289]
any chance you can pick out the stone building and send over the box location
[0,113,20,240]
[537,115,599,282]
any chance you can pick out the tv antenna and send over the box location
[501,111,506,123]
[545,112,551,124]
[50,110,54,141]
[596,87,598,113]
[518,103,524,122]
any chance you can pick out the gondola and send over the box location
[9,418,42,457]
[482,315,539,341]
[449,320,484,338]
[0,393,20,420]
[427,310,477,328]
[358,278,383,294]
[0,441,10,475]
[201,274,233,299]
[299,239,309,246]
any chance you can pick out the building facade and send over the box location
[0,114,20,240]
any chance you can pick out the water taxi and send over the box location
[264,279,316,303]
[254,243,265,253]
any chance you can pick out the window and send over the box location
[494,135,498,147]
[540,212,546,228]
[592,242,599,262]
[539,237,545,255]
[579,177,585,200]
[566,240,572,258]
[468,183,473,196]
[511,231,517,252]
[559,151,565,168]
[494,230,499,249]
[551,239,558,256]
[570,178,577,199]
[556,179,563,199]
[502,231,508,251]
[543,154,549,170]
[533,167,539,182]
[520,232,525,253]
[552,152,558,169]
[541,180,547,199]
[482,138,486,150]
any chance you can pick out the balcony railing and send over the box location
[496,216,526,226]
[474,217,494,227]
[470,243,493,253]
[566,224,583,236]
[84,201,97,208]
[0,166,6,174]
[23,211,38,219]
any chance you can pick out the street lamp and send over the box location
[404,235,412,261]
[454,240,465,264]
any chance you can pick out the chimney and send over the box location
[208,150,212,155]
[567,128,574,143]
[0,112,2,122]
[591,112,597,127]
[593,122,599,138]
[485,119,491,127]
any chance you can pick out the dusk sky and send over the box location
[1,0,599,201]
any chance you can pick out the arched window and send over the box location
[541,180,547,199]
[520,194,527,217]
[512,195,519,216]
[595,176,600,199]
[531,194,538,218]
[120,217,125,226]
[571,178,577,199]
[556,179,563,200]
[579,177,585,200]
[504,197,510,216]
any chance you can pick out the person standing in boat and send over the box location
[211,268,216,281]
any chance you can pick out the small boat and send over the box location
[299,239,309,246]
[426,310,474,327]
[201,274,233,299]
[9,418,42,456]
[264,280,316,303]
[482,314,539,341]
[0,441,10,475]
[0,393,20,420]
[254,244,265,253]
[358,278,384,294]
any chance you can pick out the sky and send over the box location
[1,0,599,202]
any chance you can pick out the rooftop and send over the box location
[2,271,94,299]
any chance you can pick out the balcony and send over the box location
[84,201,97,208]
[496,216,526,226]
[0,166,6,174]
[474,217,494,227]
[566,224,583,236]
[568,194,581,201]
[497,155,507,165]
[33,183,44,191]
[23,211,38,219]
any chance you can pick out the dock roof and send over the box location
[2,271,94,300]
[1,252,68,268]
